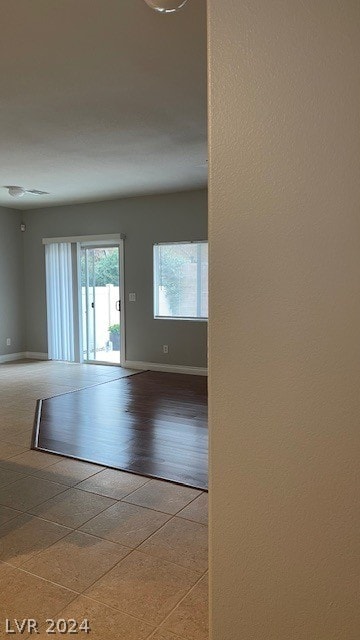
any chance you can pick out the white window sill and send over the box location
[154,316,208,322]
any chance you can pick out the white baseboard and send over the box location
[0,352,206,375]
[124,360,208,376]
[0,352,26,363]
[0,351,49,363]
[25,352,49,360]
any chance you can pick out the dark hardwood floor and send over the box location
[33,371,208,490]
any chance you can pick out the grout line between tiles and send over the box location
[14,522,207,603]
[73,506,207,566]
[0,450,67,467]
[81,526,206,585]
[2,559,81,597]
[131,511,208,557]
[151,570,208,635]
[4,532,135,599]
[0,477,69,513]
[0,471,66,493]
[120,485,203,515]
[55,540,136,596]
[24,494,119,531]
[134,544,208,577]
[145,628,186,640]
[27,465,108,488]
[71,476,153,499]
[3,522,74,569]
[1,491,208,574]
[57,591,158,634]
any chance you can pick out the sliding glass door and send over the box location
[81,246,121,365]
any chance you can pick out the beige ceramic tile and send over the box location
[123,480,201,515]
[0,415,32,426]
[163,574,209,640]
[34,459,104,486]
[0,561,77,621]
[0,441,29,460]
[0,361,206,640]
[22,530,130,592]
[4,429,32,447]
[0,505,22,526]
[29,488,116,528]
[0,513,71,567]
[27,596,154,639]
[178,493,208,525]
[0,417,31,431]
[0,467,27,488]
[1,449,63,471]
[139,518,208,575]
[0,476,67,511]
[150,631,186,640]
[85,550,199,625]
[76,468,149,499]
[80,501,170,547]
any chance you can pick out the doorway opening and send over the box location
[81,245,121,365]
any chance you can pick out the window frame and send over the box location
[153,240,208,322]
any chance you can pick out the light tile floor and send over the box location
[0,360,208,640]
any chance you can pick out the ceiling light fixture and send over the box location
[144,0,188,13]
[5,185,49,198]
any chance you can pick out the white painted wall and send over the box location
[208,1,360,638]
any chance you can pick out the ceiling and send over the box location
[0,0,207,210]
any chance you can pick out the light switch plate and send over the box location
[129,293,136,302]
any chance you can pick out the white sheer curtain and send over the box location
[45,242,75,361]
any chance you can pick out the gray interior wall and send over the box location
[0,207,25,356]
[23,189,207,367]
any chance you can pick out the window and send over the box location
[154,242,208,320]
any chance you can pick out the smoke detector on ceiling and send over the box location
[144,0,188,13]
[5,185,49,198]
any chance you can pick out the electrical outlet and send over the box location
[6,338,11,346]
[163,345,169,354]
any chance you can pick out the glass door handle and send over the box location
[116,300,121,312]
